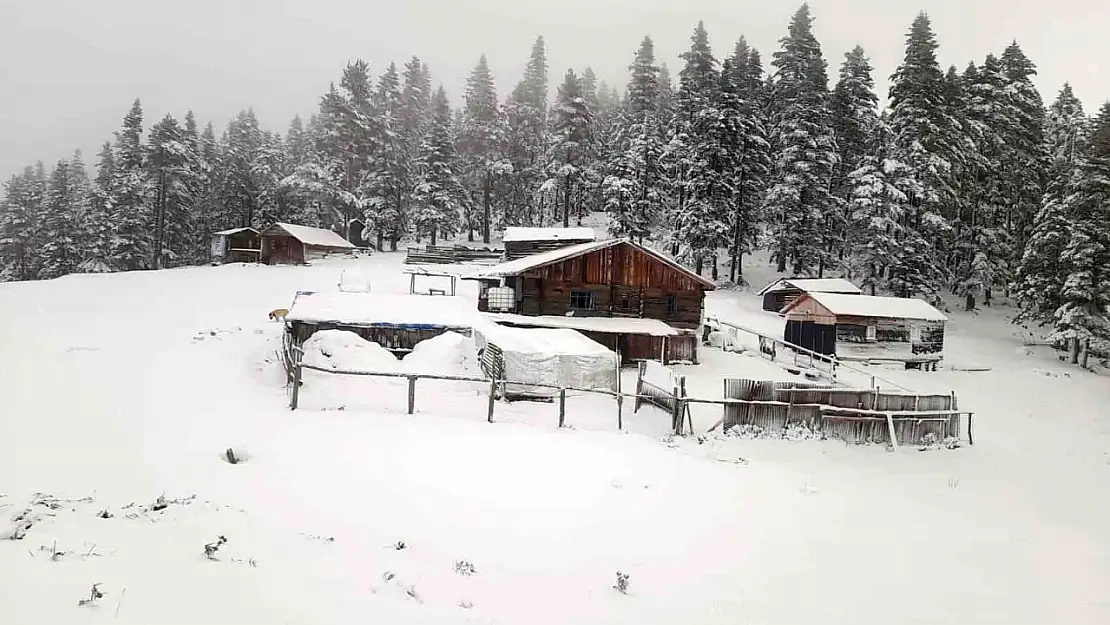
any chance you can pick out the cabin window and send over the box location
[910,325,921,343]
[865,325,877,341]
[617,294,633,311]
[569,290,595,311]
[666,295,678,315]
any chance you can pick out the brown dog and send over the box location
[268,308,289,322]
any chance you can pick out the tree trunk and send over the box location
[711,255,718,281]
[562,179,571,228]
[483,171,492,244]
[1079,339,1090,369]
[695,257,704,275]
[965,293,975,311]
[984,288,993,307]
[775,249,786,273]
[390,238,398,252]
[1068,336,1080,364]
[431,228,438,246]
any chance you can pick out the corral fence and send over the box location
[282,346,973,447]
[704,315,912,391]
[404,245,503,265]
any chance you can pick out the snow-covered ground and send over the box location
[2,247,1110,624]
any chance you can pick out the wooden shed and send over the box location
[757,278,862,313]
[464,238,715,364]
[502,227,596,261]
[284,291,477,356]
[260,222,357,264]
[781,292,948,367]
[210,227,261,264]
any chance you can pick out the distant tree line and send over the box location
[1,4,1108,355]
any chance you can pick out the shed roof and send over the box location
[213,227,258,236]
[502,227,597,243]
[466,238,716,289]
[757,277,862,296]
[286,291,478,328]
[484,313,681,336]
[785,292,948,322]
[264,223,356,249]
[476,322,613,356]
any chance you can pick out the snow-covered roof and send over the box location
[502,227,597,243]
[267,223,355,249]
[484,313,681,336]
[787,292,948,322]
[466,239,716,289]
[757,278,862,296]
[475,322,614,356]
[287,291,478,328]
[212,227,258,236]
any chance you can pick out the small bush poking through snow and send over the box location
[614,571,630,594]
[454,560,476,576]
[223,447,249,464]
[204,535,228,560]
[726,423,821,441]
[77,583,105,607]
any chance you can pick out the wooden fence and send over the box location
[404,245,503,265]
[721,378,968,447]
[283,347,973,447]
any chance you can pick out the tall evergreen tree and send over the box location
[549,69,594,227]
[504,36,550,226]
[108,99,153,271]
[764,4,838,276]
[148,114,195,267]
[412,87,468,244]
[460,54,508,242]
[1000,42,1048,265]
[39,160,81,278]
[1014,84,1088,325]
[0,168,43,280]
[830,46,880,263]
[81,142,115,271]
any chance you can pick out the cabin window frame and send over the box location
[569,290,595,311]
[666,295,679,315]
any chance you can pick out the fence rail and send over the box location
[704,315,912,391]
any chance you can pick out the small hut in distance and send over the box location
[210,227,261,264]
[260,223,357,264]
[502,227,596,260]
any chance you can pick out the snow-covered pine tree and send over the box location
[253,130,292,226]
[148,114,195,267]
[846,117,910,295]
[460,54,509,242]
[886,12,958,299]
[411,86,468,245]
[549,69,594,228]
[1052,102,1110,363]
[667,21,729,276]
[830,46,880,264]
[361,62,409,250]
[764,4,838,276]
[335,61,388,241]
[1013,84,1089,326]
[38,159,81,278]
[0,167,44,280]
[108,99,154,271]
[504,36,550,227]
[726,38,772,283]
[81,142,115,272]
[999,42,1048,269]
[219,109,265,229]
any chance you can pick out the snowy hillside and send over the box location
[2,253,1110,625]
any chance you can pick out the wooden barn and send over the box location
[757,277,862,313]
[260,222,357,264]
[284,291,477,356]
[502,227,596,261]
[465,238,715,364]
[210,227,261,264]
[781,292,948,367]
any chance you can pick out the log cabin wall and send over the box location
[513,242,708,329]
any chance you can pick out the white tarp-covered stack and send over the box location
[475,322,617,397]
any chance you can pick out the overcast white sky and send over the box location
[1,0,1107,179]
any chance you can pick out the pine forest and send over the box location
[2,6,1108,354]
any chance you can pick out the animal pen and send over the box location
[283,291,477,356]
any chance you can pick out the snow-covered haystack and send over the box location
[402,331,480,377]
[302,329,399,372]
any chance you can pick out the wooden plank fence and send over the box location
[633,361,691,435]
[404,245,503,265]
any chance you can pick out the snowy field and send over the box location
[2,249,1110,624]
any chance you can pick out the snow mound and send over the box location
[402,331,480,377]
[302,329,399,372]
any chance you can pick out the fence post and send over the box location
[558,388,566,427]
[487,379,496,423]
[634,362,645,413]
[289,362,302,410]
[678,377,689,435]
[407,376,416,415]
[616,392,624,430]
